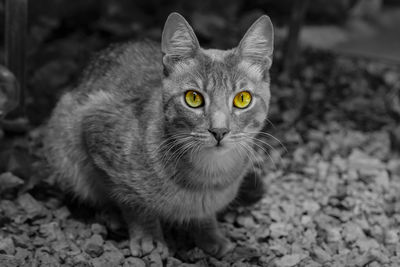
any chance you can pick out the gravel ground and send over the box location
[2,48,400,266]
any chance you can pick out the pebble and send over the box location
[236,214,257,228]
[40,222,64,241]
[384,230,399,245]
[14,247,31,261]
[0,237,15,255]
[0,172,24,194]
[342,222,364,243]
[326,228,341,243]
[84,234,104,257]
[311,245,331,263]
[145,251,163,267]
[123,257,146,267]
[274,253,307,267]
[0,254,21,266]
[53,206,71,221]
[17,193,46,219]
[91,223,107,237]
[166,257,183,267]
[269,223,289,238]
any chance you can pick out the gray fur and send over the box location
[44,12,274,257]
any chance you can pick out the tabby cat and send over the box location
[44,12,274,258]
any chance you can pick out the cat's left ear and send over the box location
[237,15,274,74]
[161,12,200,73]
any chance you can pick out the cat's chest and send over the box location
[161,177,242,221]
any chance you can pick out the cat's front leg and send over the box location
[122,206,169,259]
[191,216,234,258]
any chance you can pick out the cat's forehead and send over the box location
[193,49,249,93]
[201,48,232,62]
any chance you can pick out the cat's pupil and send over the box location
[193,93,197,101]
[241,94,244,102]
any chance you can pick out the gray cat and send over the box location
[44,12,274,258]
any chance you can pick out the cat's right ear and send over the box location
[161,12,200,75]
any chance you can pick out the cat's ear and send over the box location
[161,12,200,72]
[237,15,274,74]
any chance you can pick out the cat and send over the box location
[44,12,274,258]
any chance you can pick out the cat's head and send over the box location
[160,12,273,165]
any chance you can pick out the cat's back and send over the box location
[44,40,164,203]
[77,40,163,97]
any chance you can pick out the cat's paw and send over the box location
[130,235,169,259]
[196,235,235,258]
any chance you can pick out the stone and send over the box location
[0,254,22,267]
[53,206,71,221]
[348,149,385,171]
[269,223,289,238]
[356,238,380,253]
[0,237,15,255]
[236,214,257,228]
[0,200,19,218]
[14,248,31,262]
[17,193,46,220]
[123,257,146,267]
[145,251,163,267]
[91,223,107,237]
[40,222,64,241]
[384,229,399,245]
[342,222,365,243]
[326,228,341,243]
[166,257,183,267]
[84,234,104,257]
[0,172,24,194]
[311,245,331,263]
[274,254,307,267]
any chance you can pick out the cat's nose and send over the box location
[208,128,230,142]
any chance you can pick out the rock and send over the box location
[0,237,15,255]
[342,222,365,243]
[387,159,400,175]
[0,254,22,267]
[0,200,19,218]
[348,149,385,171]
[33,247,59,266]
[14,248,31,262]
[269,223,289,238]
[302,200,320,214]
[166,257,183,267]
[384,229,399,245]
[311,245,331,263]
[0,172,24,194]
[91,248,124,267]
[326,228,341,243]
[145,251,163,267]
[12,233,30,249]
[91,223,107,237]
[236,214,257,228]
[223,212,236,224]
[17,193,46,220]
[39,222,64,241]
[121,248,131,257]
[123,257,146,267]
[356,238,380,253]
[53,206,71,221]
[84,234,104,258]
[274,254,307,267]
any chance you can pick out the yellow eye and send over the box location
[185,90,204,108]
[233,91,252,109]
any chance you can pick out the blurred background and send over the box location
[0,0,399,125]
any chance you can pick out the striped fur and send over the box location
[44,12,274,256]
